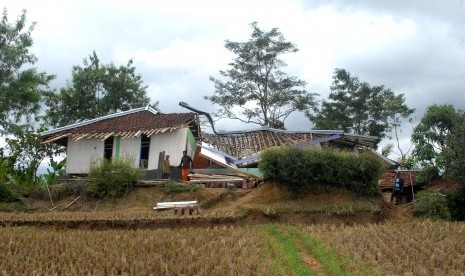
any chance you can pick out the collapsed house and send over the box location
[188,127,382,187]
[197,127,379,168]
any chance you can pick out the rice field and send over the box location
[1,219,464,275]
[300,220,465,275]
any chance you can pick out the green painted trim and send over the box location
[115,136,121,161]
[187,128,197,155]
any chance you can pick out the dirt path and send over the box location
[381,201,413,223]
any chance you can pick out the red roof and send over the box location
[41,107,198,143]
[62,111,195,134]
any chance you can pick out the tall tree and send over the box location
[0,8,54,135]
[412,104,460,174]
[205,22,317,129]
[45,51,157,127]
[445,110,465,185]
[307,68,414,145]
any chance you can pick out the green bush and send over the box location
[259,147,383,196]
[0,185,16,202]
[87,157,141,199]
[413,190,451,220]
[447,187,465,221]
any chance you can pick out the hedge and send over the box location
[259,147,383,196]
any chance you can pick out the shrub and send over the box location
[0,185,16,202]
[87,157,141,199]
[414,190,451,220]
[259,147,383,196]
[447,187,465,221]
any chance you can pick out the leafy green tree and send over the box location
[205,22,317,129]
[443,109,465,184]
[0,8,54,135]
[411,104,459,174]
[1,127,64,190]
[413,105,465,221]
[307,68,414,145]
[45,51,157,127]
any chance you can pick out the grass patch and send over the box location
[287,226,353,276]
[264,225,316,276]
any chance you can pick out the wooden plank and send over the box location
[157,201,198,206]
[73,133,89,141]
[188,173,242,179]
[42,133,70,144]
[100,132,115,141]
[188,178,243,183]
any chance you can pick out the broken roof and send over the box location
[41,106,199,144]
[201,126,378,159]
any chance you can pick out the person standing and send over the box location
[178,150,193,182]
[162,155,171,179]
[391,171,405,205]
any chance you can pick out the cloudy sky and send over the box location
[3,0,465,157]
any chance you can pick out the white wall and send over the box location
[118,137,141,167]
[148,128,187,170]
[66,138,104,174]
[66,129,189,173]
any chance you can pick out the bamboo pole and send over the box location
[45,182,54,207]
[65,196,81,209]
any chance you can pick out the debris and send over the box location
[153,200,199,211]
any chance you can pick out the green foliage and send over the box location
[443,111,465,186]
[415,164,439,185]
[37,158,66,187]
[1,128,64,188]
[88,157,141,199]
[412,104,459,173]
[0,158,15,202]
[447,187,465,221]
[413,190,451,220]
[44,51,158,127]
[0,8,54,135]
[162,182,198,195]
[206,22,317,129]
[307,68,414,146]
[259,147,383,196]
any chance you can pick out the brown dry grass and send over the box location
[299,219,465,275]
[0,226,279,275]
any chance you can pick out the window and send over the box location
[104,137,114,161]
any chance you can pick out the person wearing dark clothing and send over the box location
[391,171,405,204]
[178,150,193,182]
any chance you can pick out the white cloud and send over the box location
[2,0,465,154]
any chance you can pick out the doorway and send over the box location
[140,135,150,168]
